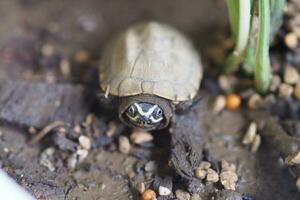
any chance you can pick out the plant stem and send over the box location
[224,0,251,74]
[255,0,271,94]
[242,0,256,75]
[227,0,239,41]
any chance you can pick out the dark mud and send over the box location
[0,1,299,200]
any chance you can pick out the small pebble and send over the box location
[67,153,78,170]
[285,151,300,166]
[247,94,263,109]
[158,186,171,196]
[269,75,281,92]
[198,161,211,170]
[127,171,135,179]
[295,27,300,39]
[39,147,56,172]
[195,168,207,179]
[28,126,37,134]
[285,32,298,49]
[221,160,236,172]
[137,182,145,194]
[226,94,241,110]
[106,121,117,137]
[242,122,257,145]
[41,44,54,57]
[60,59,71,78]
[206,168,219,183]
[145,161,157,172]
[74,125,82,134]
[142,189,157,200]
[250,134,261,153]
[264,94,276,107]
[78,135,91,150]
[279,83,294,97]
[118,136,131,154]
[175,189,191,200]
[218,75,232,92]
[296,177,300,190]
[76,149,88,162]
[284,66,300,84]
[74,50,89,63]
[84,113,94,125]
[191,194,202,200]
[212,95,226,114]
[130,130,153,144]
[220,171,238,190]
[294,81,300,100]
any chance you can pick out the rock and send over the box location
[242,122,257,145]
[220,171,238,190]
[145,161,157,172]
[269,75,281,92]
[67,153,78,170]
[130,130,153,144]
[195,168,207,179]
[158,186,171,196]
[198,161,211,169]
[250,134,261,153]
[76,149,88,162]
[285,150,300,165]
[278,83,293,97]
[74,50,90,63]
[263,94,276,107]
[284,66,300,84]
[285,32,298,49]
[142,189,157,200]
[294,81,300,100]
[175,189,191,200]
[78,135,91,150]
[41,44,54,57]
[247,93,263,109]
[137,182,145,194]
[206,168,219,183]
[212,95,226,114]
[221,160,236,172]
[60,59,71,78]
[218,75,233,92]
[39,147,56,172]
[118,136,131,154]
[191,194,202,200]
[106,121,117,137]
[296,177,300,190]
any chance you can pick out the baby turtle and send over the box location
[99,22,203,130]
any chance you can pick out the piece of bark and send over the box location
[248,111,300,176]
[248,111,300,158]
[170,110,203,180]
[0,80,95,128]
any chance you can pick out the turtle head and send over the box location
[125,102,164,129]
[119,95,173,130]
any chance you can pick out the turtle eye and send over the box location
[127,105,136,115]
[155,108,163,118]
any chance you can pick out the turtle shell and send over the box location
[99,22,202,102]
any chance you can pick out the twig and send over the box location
[28,121,68,145]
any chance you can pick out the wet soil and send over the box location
[0,0,299,200]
